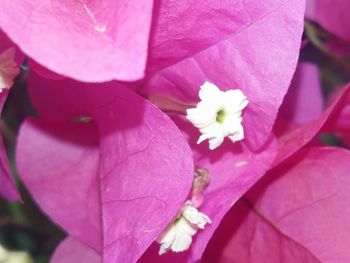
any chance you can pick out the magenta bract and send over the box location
[278,62,323,124]
[139,115,277,262]
[307,0,350,41]
[9,1,308,261]
[205,147,350,263]
[198,66,350,262]
[0,1,154,82]
[18,120,102,250]
[174,118,276,262]
[16,72,194,262]
[325,90,350,147]
[51,237,101,263]
[273,84,350,166]
[144,0,305,150]
[0,1,304,85]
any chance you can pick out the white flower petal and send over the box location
[196,212,212,229]
[186,82,248,150]
[170,221,193,252]
[197,133,211,144]
[199,81,221,101]
[157,223,176,248]
[228,125,245,142]
[182,205,212,229]
[157,203,211,255]
[186,106,216,128]
[208,136,224,150]
[179,217,198,235]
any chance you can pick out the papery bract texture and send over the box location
[149,0,297,71]
[51,237,100,263]
[0,1,154,82]
[17,73,194,262]
[17,120,102,250]
[335,111,350,147]
[140,116,277,262]
[279,62,323,124]
[183,129,276,261]
[326,90,350,147]
[205,147,350,263]
[145,0,305,150]
[141,1,305,259]
[273,84,350,165]
[204,201,320,263]
[1,0,304,85]
[332,94,350,132]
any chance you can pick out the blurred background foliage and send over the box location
[0,69,65,263]
[0,21,350,262]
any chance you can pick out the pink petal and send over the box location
[333,99,350,133]
[16,120,102,250]
[326,90,350,147]
[18,74,194,261]
[187,130,276,261]
[145,0,305,149]
[28,59,65,80]
[252,147,350,262]
[204,201,320,263]
[95,88,193,263]
[205,147,350,262]
[51,237,101,263]
[279,62,323,124]
[140,243,189,263]
[140,117,277,262]
[306,0,350,42]
[0,30,25,66]
[27,72,116,122]
[0,1,154,82]
[149,0,297,71]
[273,84,350,166]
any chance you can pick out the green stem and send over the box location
[304,20,350,72]
[6,202,27,224]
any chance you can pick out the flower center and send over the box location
[216,109,226,124]
[186,81,249,149]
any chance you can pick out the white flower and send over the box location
[0,245,33,263]
[156,202,211,255]
[0,47,20,92]
[186,82,248,150]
